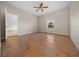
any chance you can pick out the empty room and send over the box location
[0,1,79,57]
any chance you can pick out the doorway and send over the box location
[5,9,18,41]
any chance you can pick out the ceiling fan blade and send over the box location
[41,9,44,12]
[36,8,40,12]
[40,3,43,8]
[43,6,48,8]
[34,7,39,8]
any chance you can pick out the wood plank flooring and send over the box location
[1,32,79,57]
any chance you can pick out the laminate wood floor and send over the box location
[1,32,79,57]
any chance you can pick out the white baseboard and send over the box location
[73,41,79,49]
[38,31,69,35]
[53,32,69,35]
[17,31,37,36]
[70,36,79,50]
[43,31,69,35]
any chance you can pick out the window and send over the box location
[48,22,54,29]
[47,18,54,30]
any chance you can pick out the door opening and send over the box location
[5,9,18,41]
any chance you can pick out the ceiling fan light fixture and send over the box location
[34,3,48,12]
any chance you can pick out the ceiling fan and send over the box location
[34,3,48,12]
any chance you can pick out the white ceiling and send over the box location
[2,1,70,16]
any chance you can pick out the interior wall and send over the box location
[0,4,5,42]
[70,2,79,49]
[38,8,69,35]
[0,3,38,36]
[0,7,1,56]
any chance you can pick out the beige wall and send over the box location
[0,3,38,36]
[70,2,79,49]
[38,8,69,35]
